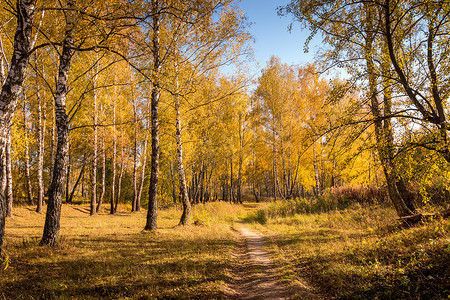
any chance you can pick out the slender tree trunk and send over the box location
[176,101,191,224]
[36,74,45,213]
[237,114,244,204]
[272,119,278,200]
[48,95,56,197]
[313,142,321,196]
[81,172,85,198]
[6,135,13,215]
[170,161,177,205]
[281,133,288,199]
[230,155,234,203]
[1,150,5,203]
[24,101,33,206]
[287,120,293,198]
[137,135,148,211]
[40,1,75,246]
[90,68,98,215]
[145,0,161,231]
[69,160,85,203]
[200,164,205,204]
[110,86,117,214]
[96,132,106,212]
[65,145,71,203]
[115,142,124,213]
[132,105,138,212]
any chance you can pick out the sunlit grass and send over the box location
[3,200,448,299]
[246,202,450,299]
[1,202,244,299]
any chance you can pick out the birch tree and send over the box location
[0,0,36,254]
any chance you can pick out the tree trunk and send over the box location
[170,161,177,205]
[176,92,191,225]
[272,118,278,200]
[365,2,414,217]
[40,0,75,246]
[237,114,244,204]
[145,0,161,231]
[199,164,205,204]
[36,75,46,213]
[69,160,85,203]
[65,145,70,203]
[0,0,36,254]
[313,142,321,195]
[281,133,288,199]
[230,155,234,203]
[110,86,117,214]
[24,101,33,205]
[6,135,13,215]
[90,67,98,216]
[96,132,106,212]
[137,135,148,211]
[132,104,138,212]
[115,143,124,213]
[1,150,5,204]
[48,92,56,197]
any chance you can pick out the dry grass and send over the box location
[1,202,245,299]
[2,200,449,299]
[247,203,450,299]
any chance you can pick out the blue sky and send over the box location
[238,0,319,75]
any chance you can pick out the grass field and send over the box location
[1,200,449,299]
[1,203,246,299]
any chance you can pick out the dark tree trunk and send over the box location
[40,0,75,246]
[230,155,234,203]
[199,164,204,204]
[0,0,36,254]
[68,160,85,203]
[365,2,414,217]
[65,145,70,203]
[110,89,117,214]
[145,0,161,231]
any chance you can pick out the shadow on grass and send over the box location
[1,233,235,299]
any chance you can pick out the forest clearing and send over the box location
[1,0,450,298]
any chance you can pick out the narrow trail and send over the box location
[228,226,323,300]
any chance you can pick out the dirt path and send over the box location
[228,226,323,300]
